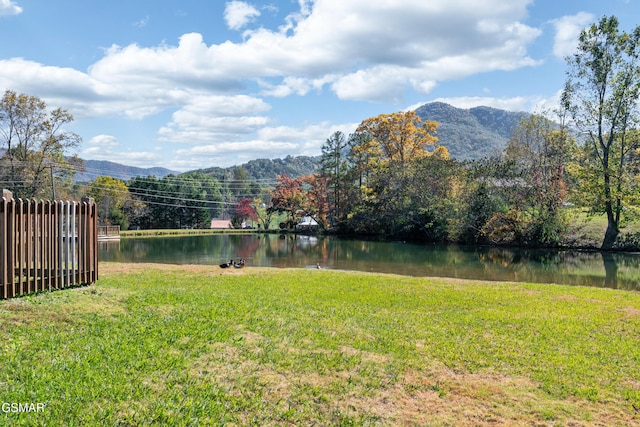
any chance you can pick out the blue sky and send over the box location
[0,0,637,173]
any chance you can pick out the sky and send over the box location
[0,0,638,173]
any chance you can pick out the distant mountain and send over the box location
[73,156,318,184]
[193,155,320,181]
[52,102,527,183]
[414,102,528,159]
[187,103,528,181]
[77,160,179,182]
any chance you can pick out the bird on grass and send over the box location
[233,259,245,268]
[219,260,233,268]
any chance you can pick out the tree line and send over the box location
[267,16,640,250]
[1,15,639,250]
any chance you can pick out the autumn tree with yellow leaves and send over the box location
[355,110,448,165]
[323,111,454,239]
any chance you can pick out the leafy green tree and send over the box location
[564,15,640,249]
[171,173,212,229]
[126,176,161,229]
[504,115,575,244]
[230,167,252,198]
[127,173,221,229]
[395,156,459,241]
[456,158,527,245]
[87,176,131,228]
[0,90,82,199]
[342,153,456,241]
[122,196,148,231]
[457,178,501,243]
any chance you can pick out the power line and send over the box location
[0,178,272,204]
[5,160,281,186]
[0,160,304,215]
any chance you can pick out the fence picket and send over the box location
[1,193,7,299]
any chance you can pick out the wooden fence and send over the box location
[98,225,121,240]
[0,189,98,299]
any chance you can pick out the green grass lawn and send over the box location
[1,264,640,426]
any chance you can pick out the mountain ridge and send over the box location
[191,155,320,182]
[414,102,527,159]
[76,159,179,182]
[74,102,528,181]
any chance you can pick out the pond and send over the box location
[99,233,640,290]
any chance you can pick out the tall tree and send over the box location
[0,90,82,199]
[564,15,640,249]
[319,131,349,224]
[505,114,575,244]
[355,110,442,165]
[347,131,380,191]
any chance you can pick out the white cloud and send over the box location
[171,121,358,168]
[172,141,295,169]
[81,135,163,169]
[259,77,314,97]
[87,135,120,148]
[0,0,22,16]
[332,67,411,103]
[157,94,272,144]
[262,4,279,14]
[224,1,261,30]
[1,0,547,169]
[256,122,357,145]
[552,12,594,59]
[82,0,541,105]
[159,115,271,143]
[0,0,543,116]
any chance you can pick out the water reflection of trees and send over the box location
[99,235,640,290]
[227,235,261,259]
[474,247,640,290]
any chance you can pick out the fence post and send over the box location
[1,190,14,299]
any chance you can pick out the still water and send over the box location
[99,233,640,290]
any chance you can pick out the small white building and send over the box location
[297,216,319,229]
